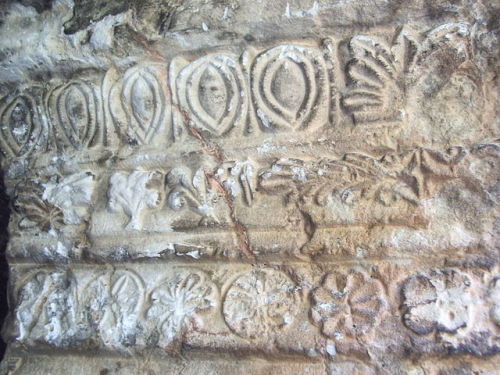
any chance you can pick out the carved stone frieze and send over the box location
[0,0,498,373]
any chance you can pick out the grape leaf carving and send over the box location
[108,171,163,230]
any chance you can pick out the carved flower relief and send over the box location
[222,269,300,339]
[14,270,79,346]
[488,276,500,326]
[147,270,218,349]
[310,271,386,340]
[108,171,163,230]
[13,172,95,231]
[13,180,64,231]
[41,172,95,225]
[401,269,472,335]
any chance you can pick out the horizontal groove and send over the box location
[6,254,467,267]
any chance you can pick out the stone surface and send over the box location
[0,0,498,374]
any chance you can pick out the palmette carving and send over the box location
[176,54,247,136]
[251,44,329,131]
[343,29,417,124]
[147,270,217,349]
[343,23,474,127]
[222,269,300,339]
[401,269,472,335]
[108,171,163,230]
[310,271,386,340]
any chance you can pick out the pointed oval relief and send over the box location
[0,94,41,158]
[49,80,98,150]
[130,75,156,131]
[198,65,228,123]
[251,45,327,131]
[270,58,307,117]
[177,55,247,136]
[119,67,166,144]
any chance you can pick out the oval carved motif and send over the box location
[0,93,42,157]
[177,55,247,136]
[111,66,167,145]
[49,80,98,150]
[251,45,328,131]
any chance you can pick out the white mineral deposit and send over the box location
[0,0,498,374]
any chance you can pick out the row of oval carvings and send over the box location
[0,47,330,158]
[0,23,474,158]
[13,267,500,352]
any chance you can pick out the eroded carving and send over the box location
[147,270,217,349]
[401,269,472,335]
[258,146,467,255]
[109,65,169,144]
[82,269,145,347]
[310,271,386,340]
[487,276,500,326]
[13,179,64,232]
[13,172,95,231]
[222,268,300,338]
[166,167,219,223]
[0,92,44,158]
[14,270,79,346]
[218,161,256,207]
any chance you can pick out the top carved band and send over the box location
[0,23,474,160]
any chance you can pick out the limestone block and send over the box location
[0,0,498,373]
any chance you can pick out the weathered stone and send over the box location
[0,0,498,373]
